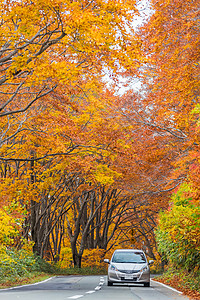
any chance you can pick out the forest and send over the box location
[0,0,199,295]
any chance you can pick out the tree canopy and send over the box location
[0,0,199,273]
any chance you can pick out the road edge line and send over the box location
[151,279,183,294]
[0,276,55,291]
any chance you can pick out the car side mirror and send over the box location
[104,259,110,264]
[148,260,154,265]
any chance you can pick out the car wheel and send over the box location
[108,280,113,286]
[144,282,150,287]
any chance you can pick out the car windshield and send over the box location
[112,251,146,263]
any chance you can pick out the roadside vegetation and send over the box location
[155,269,200,300]
[154,184,200,300]
[0,246,54,288]
[0,247,107,289]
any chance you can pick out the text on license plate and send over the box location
[125,275,133,279]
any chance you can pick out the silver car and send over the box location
[104,249,153,287]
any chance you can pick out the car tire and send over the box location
[144,282,150,287]
[107,280,113,286]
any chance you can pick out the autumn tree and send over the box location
[101,0,200,264]
[0,0,141,150]
[137,0,199,172]
[133,0,200,268]
[0,0,144,261]
[66,185,131,267]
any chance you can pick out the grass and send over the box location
[0,273,52,289]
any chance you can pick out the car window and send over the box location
[112,251,146,263]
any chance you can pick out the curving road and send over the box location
[0,275,191,300]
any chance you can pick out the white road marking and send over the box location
[151,279,183,294]
[31,277,54,285]
[68,296,83,299]
[1,276,104,300]
[99,277,105,286]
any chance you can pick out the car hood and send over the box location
[111,263,147,271]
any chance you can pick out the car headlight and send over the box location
[140,266,148,273]
[110,264,118,271]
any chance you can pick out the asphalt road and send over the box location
[0,275,191,300]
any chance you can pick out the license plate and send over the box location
[125,275,133,279]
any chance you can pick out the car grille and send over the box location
[118,270,139,274]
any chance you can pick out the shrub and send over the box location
[0,246,36,282]
[156,186,200,273]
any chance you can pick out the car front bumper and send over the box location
[108,270,150,284]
